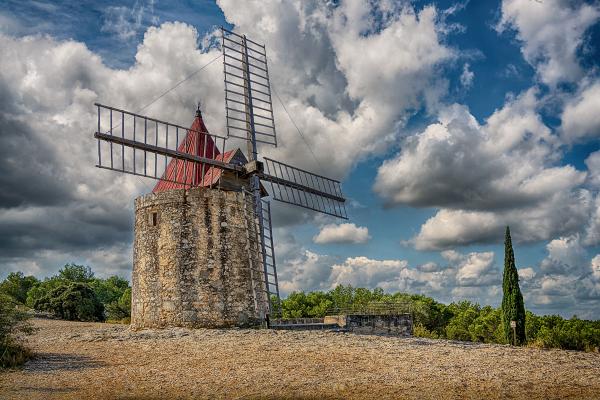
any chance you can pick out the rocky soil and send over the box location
[1,318,599,399]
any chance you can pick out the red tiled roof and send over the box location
[152,113,221,193]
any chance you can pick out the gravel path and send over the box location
[1,318,599,399]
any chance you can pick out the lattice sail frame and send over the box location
[221,27,277,147]
[94,103,237,188]
[261,158,347,219]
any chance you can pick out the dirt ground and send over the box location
[1,318,599,400]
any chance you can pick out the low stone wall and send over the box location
[325,314,412,336]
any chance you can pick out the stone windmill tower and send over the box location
[93,28,347,329]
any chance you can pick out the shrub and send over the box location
[413,323,440,339]
[33,282,105,322]
[0,294,33,368]
[106,288,132,322]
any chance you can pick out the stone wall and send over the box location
[324,314,413,336]
[131,187,268,329]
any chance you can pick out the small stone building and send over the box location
[131,110,269,329]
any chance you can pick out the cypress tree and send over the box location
[501,226,526,345]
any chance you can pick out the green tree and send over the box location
[0,272,39,304]
[445,301,480,341]
[33,282,104,322]
[501,226,526,345]
[90,275,130,305]
[469,306,504,343]
[57,263,95,282]
[26,278,63,308]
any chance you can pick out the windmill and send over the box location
[93,28,347,322]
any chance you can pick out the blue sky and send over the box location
[1,0,600,318]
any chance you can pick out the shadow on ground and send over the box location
[24,353,106,372]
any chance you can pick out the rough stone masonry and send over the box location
[131,187,269,329]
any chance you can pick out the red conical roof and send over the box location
[152,111,221,193]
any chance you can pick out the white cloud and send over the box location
[460,62,474,88]
[374,88,590,249]
[313,223,370,244]
[497,0,600,86]
[329,256,408,289]
[374,90,573,211]
[277,249,337,295]
[540,235,588,275]
[521,238,600,317]
[410,190,592,250]
[274,233,600,317]
[518,267,535,281]
[455,251,497,286]
[561,81,600,143]
[275,241,501,305]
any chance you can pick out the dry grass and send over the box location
[0,318,599,399]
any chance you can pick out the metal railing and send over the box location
[325,302,413,316]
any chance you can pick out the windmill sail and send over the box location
[221,27,277,147]
[94,103,240,187]
[260,157,348,219]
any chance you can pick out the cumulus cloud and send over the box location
[313,223,370,244]
[540,235,587,276]
[561,81,600,143]
[374,90,572,211]
[329,257,408,289]
[497,0,600,86]
[575,255,600,301]
[410,190,592,250]
[523,237,600,317]
[374,88,590,250]
[455,251,497,287]
[518,267,535,281]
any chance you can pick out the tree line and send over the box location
[278,285,600,352]
[1,264,132,323]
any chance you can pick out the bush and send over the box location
[106,288,132,322]
[531,316,600,351]
[26,277,64,309]
[413,323,440,339]
[0,294,33,368]
[33,282,105,322]
[0,272,39,305]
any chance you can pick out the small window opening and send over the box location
[150,212,158,226]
